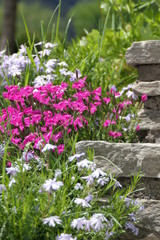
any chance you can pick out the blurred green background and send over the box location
[0,0,100,47]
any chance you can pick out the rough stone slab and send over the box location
[136,64,160,81]
[76,141,160,178]
[126,40,160,66]
[138,109,160,131]
[144,96,160,110]
[133,81,160,96]
[136,129,160,144]
[118,199,160,239]
[118,177,160,200]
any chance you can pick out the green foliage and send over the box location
[0,0,158,238]
[52,0,160,90]
[16,2,56,45]
[67,0,100,36]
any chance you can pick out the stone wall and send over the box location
[76,41,160,240]
[126,40,160,143]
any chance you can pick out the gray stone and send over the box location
[118,200,160,239]
[137,129,160,143]
[117,177,160,200]
[133,81,160,97]
[136,64,160,81]
[138,109,160,131]
[144,96,160,110]
[76,141,160,178]
[126,40,160,66]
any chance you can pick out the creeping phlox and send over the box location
[0,43,81,86]
[37,153,142,239]
[1,138,143,239]
[0,77,140,153]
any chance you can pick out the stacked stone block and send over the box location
[126,40,160,143]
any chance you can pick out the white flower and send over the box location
[42,144,57,153]
[9,65,22,77]
[45,59,57,68]
[22,163,31,172]
[42,178,63,192]
[84,195,93,203]
[42,216,62,227]
[74,183,83,190]
[126,90,138,99]
[97,177,109,186]
[71,217,86,230]
[68,153,85,162]
[46,66,54,74]
[0,184,6,193]
[59,68,68,76]
[55,169,62,178]
[22,151,34,162]
[33,75,47,87]
[19,44,27,54]
[34,41,44,46]
[114,180,122,188]
[6,166,20,176]
[90,214,108,232]
[45,42,58,49]
[39,49,51,57]
[9,178,16,188]
[92,168,107,179]
[74,198,91,208]
[58,61,68,67]
[57,233,77,240]
[84,219,91,231]
[81,175,94,186]
[122,114,134,122]
[77,159,95,170]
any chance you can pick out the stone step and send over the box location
[117,177,160,200]
[118,199,160,240]
[136,64,160,81]
[138,109,160,131]
[144,96,160,111]
[133,81,160,96]
[76,141,160,178]
[125,40,160,66]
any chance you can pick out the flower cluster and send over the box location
[2,146,142,239]
[0,41,145,239]
[0,42,81,87]
[0,77,140,153]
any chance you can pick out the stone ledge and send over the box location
[126,40,160,66]
[138,109,160,131]
[76,141,160,178]
[119,199,160,240]
[136,64,160,81]
[133,81,160,97]
[117,177,160,200]
[144,96,160,111]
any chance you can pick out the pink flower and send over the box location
[90,103,97,114]
[11,137,22,145]
[92,87,102,96]
[57,144,64,154]
[74,116,83,130]
[72,77,87,90]
[141,94,147,102]
[103,120,116,127]
[103,98,111,104]
[52,131,62,143]
[109,131,122,139]
[136,125,140,131]
[103,119,111,127]
[6,161,12,167]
